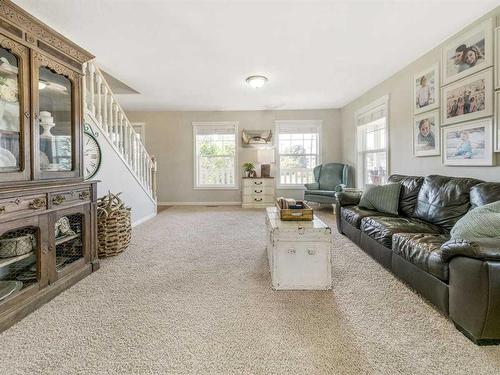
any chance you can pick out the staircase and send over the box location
[82,61,157,224]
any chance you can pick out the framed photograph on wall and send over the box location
[413,63,439,114]
[441,68,493,126]
[414,110,440,157]
[442,118,494,166]
[441,18,493,85]
[496,26,500,89]
[495,91,500,152]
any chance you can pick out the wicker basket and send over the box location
[97,192,132,258]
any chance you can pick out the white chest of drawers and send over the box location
[242,177,275,208]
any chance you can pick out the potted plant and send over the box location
[242,162,256,178]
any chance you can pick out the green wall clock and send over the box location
[83,123,102,180]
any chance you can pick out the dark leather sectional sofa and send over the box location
[335,174,500,344]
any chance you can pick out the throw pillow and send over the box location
[358,183,401,215]
[451,200,500,240]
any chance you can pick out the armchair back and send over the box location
[313,163,352,191]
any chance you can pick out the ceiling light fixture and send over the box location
[245,75,268,88]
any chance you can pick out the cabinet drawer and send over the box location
[243,186,274,195]
[243,179,274,188]
[243,194,274,204]
[51,188,91,207]
[0,194,47,219]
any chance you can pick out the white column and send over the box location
[113,103,119,149]
[123,121,129,162]
[88,63,96,116]
[109,97,114,143]
[127,123,133,166]
[152,156,157,199]
[95,74,102,124]
[119,112,125,155]
[102,86,108,134]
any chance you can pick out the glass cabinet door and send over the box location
[33,53,81,180]
[0,34,30,183]
[49,205,89,283]
[0,216,47,312]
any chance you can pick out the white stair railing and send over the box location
[82,61,157,201]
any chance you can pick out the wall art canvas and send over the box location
[414,63,439,114]
[441,68,492,126]
[442,18,493,85]
[495,91,500,152]
[495,26,500,89]
[414,110,440,157]
[442,118,494,166]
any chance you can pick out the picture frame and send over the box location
[413,110,440,157]
[441,18,493,85]
[413,63,439,114]
[441,68,493,126]
[442,117,494,166]
[495,91,500,152]
[496,26,500,89]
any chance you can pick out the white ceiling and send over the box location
[13,0,500,111]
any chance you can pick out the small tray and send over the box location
[276,201,313,221]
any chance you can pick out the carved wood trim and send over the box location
[0,33,28,58]
[0,0,93,63]
[34,51,79,80]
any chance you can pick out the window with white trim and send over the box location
[193,122,237,189]
[276,120,321,188]
[355,96,389,187]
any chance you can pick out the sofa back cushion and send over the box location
[470,182,500,208]
[413,175,483,231]
[318,163,344,191]
[388,174,424,217]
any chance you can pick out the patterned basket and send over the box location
[97,192,132,258]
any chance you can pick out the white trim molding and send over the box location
[275,119,322,190]
[158,201,242,206]
[354,94,390,188]
[132,212,157,227]
[192,121,239,190]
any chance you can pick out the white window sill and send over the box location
[193,186,240,190]
[276,185,306,190]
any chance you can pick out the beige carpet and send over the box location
[1,206,500,374]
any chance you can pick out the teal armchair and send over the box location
[304,163,353,204]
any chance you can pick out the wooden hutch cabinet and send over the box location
[0,0,99,332]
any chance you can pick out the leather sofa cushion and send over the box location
[392,233,450,281]
[470,182,500,208]
[388,175,424,217]
[413,175,483,231]
[304,190,336,197]
[361,216,444,248]
[341,206,390,229]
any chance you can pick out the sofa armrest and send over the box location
[441,238,500,262]
[304,182,319,190]
[335,191,362,207]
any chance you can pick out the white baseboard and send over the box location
[158,201,242,206]
[132,212,157,227]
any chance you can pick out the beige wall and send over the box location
[341,8,500,184]
[127,109,342,203]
